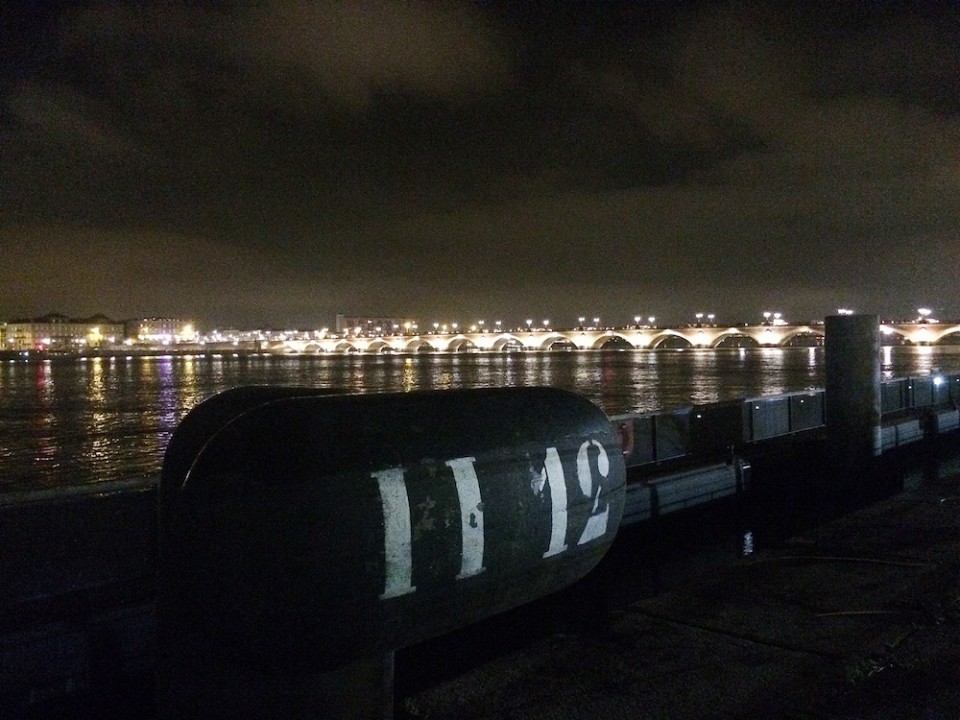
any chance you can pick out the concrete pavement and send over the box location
[402,460,960,719]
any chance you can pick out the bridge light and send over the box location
[763,311,771,325]
[918,308,932,322]
[543,319,550,328]
[648,317,656,327]
[707,313,715,325]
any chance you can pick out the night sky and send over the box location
[2,1,958,329]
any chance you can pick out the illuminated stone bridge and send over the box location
[270,322,960,354]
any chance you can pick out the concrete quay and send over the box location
[3,439,960,718]
[401,452,960,720]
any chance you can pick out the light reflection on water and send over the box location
[0,346,958,491]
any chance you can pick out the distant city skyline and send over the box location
[3,2,958,327]
[5,307,959,355]
[2,305,955,335]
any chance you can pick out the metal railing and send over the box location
[611,372,960,469]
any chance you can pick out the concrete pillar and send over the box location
[824,314,881,467]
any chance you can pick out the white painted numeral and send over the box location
[374,467,416,599]
[376,442,611,601]
[446,457,486,578]
[576,439,610,545]
[541,447,569,558]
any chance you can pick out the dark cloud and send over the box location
[2,1,958,327]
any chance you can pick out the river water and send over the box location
[1,346,958,492]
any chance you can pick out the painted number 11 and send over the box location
[375,440,610,600]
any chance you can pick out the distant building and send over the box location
[124,317,197,344]
[335,315,419,335]
[4,313,124,351]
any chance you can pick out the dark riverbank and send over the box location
[3,432,959,718]
[405,444,960,719]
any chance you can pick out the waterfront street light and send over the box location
[763,311,771,325]
[593,317,600,329]
[707,313,715,326]
[543,319,550,329]
[918,307,932,323]
[433,322,439,333]
[578,316,586,329]
[695,312,704,327]
[526,319,533,331]
[634,315,641,328]
[648,316,656,327]
[495,320,502,330]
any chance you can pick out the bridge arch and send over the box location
[591,333,636,350]
[934,326,960,345]
[404,339,437,353]
[778,328,825,347]
[534,333,577,351]
[301,342,326,354]
[880,327,910,345]
[490,334,526,352]
[365,339,394,353]
[333,341,359,353]
[447,337,479,352]
[542,336,577,351]
[711,331,759,348]
[649,331,693,349]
